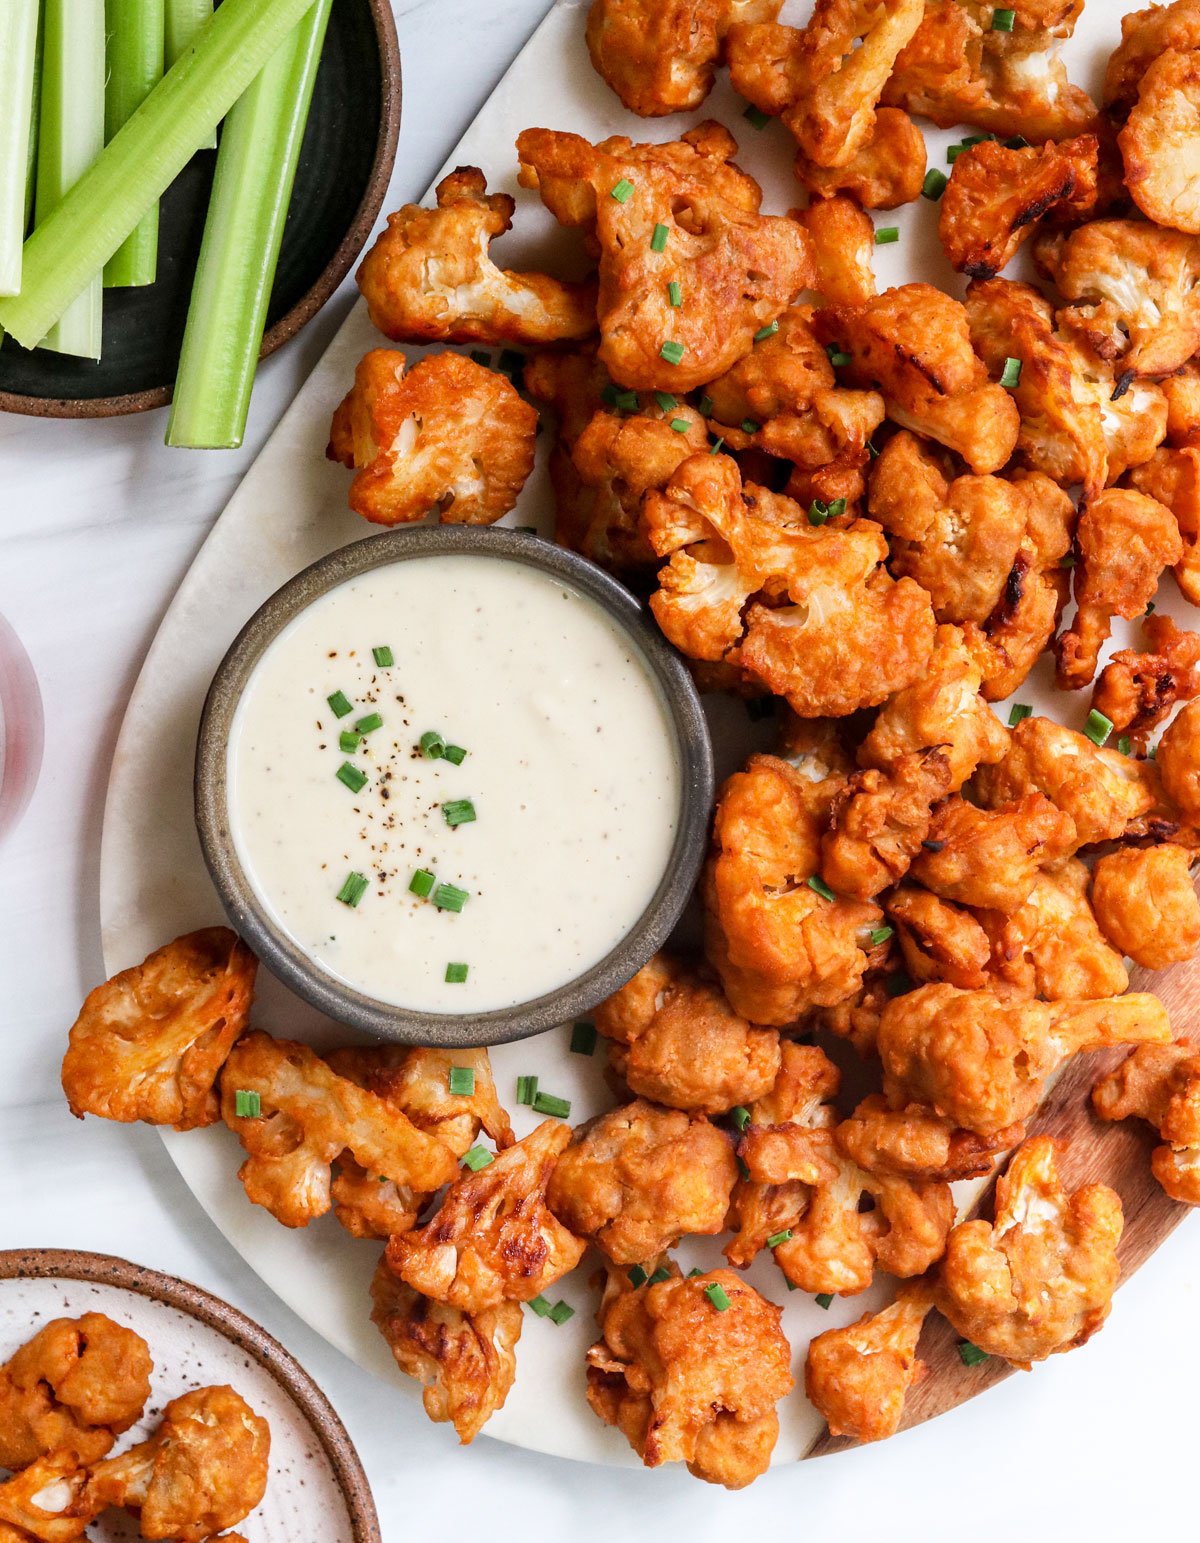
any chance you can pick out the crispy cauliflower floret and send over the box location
[370,1256,521,1444]
[837,1095,1015,1181]
[792,196,877,306]
[879,982,1171,1137]
[220,1032,457,1233]
[886,885,993,989]
[939,135,1097,279]
[517,122,810,391]
[585,1268,793,1488]
[84,1386,269,1543]
[910,792,1077,911]
[974,713,1159,846]
[883,0,1096,142]
[1034,220,1200,378]
[1120,48,1200,233]
[642,452,934,715]
[586,0,781,116]
[1093,1040,1200,1203]
[1091,844,1200,970]
[386,1121,585,1311]
[1164,361,1200,447]
[727,1,925,169]
[1158,699,1200,822]
[812,284,1020,473]
[1104,0,1200,111]
[1126,446,1200,605]
[1055,488,1182,690]
[547,1099,737,1264]
[327,349,537,527]
[805,1285,934,1443]
[355,167,596,345]
[821,750,953,901]
[935,1136,1122,1366]
[1092,614,1200,745]
[61,927,255,1133]
[595,954,781,1114]
[982,858,1130,1001]
[0,1316,152,1470]
[795,107,927,209]
[0,1452,90,1541]
[733,1041,841,1184]
[703,753,882,1023]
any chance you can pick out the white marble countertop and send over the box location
[1,2,1196,1537]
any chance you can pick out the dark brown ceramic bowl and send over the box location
[0,0,400,419]
[194,527,715,1048]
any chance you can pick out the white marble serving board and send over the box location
[99,0,1172,1468]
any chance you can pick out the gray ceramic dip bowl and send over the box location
[195,526,714,1047]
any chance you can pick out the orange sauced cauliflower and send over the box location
[885,885,994,991]
[909,791,1078,912]
[804,1285,933,1443]
[1093,1040,1200,1204]
[821,749,953,901]
[981,858,1131,1002]
[1104,0,1200,114]
[1157,699,1200,824]
[1091,614,1200,745]
[794,107,927,209]
[1120,48,1200,233]
[1126,446,1200,605]
[792,195,878,306]
[1091,845,1200,971]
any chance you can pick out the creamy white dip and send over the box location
[227,554,681,1013]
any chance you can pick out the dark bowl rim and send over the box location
[0,0,401,421]
[194,527,715,1048]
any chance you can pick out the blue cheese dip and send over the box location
[227,553,681,1012]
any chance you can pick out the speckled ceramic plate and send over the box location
[0,1250,380,1541]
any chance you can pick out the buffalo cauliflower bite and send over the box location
[726,1,925,169]
[1093,1040,1200,1203]
[327,349,537,527]
[878,982,1171,1137]
[594,954,781,1115]
[61,927,255,1132]
[974,714,1158,847]
[794,107,927,209]
[909,792,1077,911]
[821,750,953,901]
[85,1386,269,1543]
[1092,614,1200,745]
[386,1120,585,1311]
[792,196,877,306]
[370,1256,521,1444]
[516,122,811,391]
[1158,698,1200,823]
[0,1452,90,1541]
[585,0,781,117]
[732,1041,841,1193]
[703,753,881,1024]
[885,885,993,990]
[585,1268,792,1488]
[1120,48,1200,233]
[811,284,1020,473]
[1034,220,1200,378]
[983,858,1130,1001]
[220,1032,457,1233]
[546,1100,737,1264]
[836,1095,1015,1182]
[1104,0,1200,111]
[0,1316,152,1470]
[355,167,596,345]
[805,1285,934,1443]
[1055,489,1182,690]
[883,0,1096,142]
[1164,360,1200,446]
[1126,446,1200,605]
[935,1136,1122,1366]
[642,452,934,716]
[1091,845,1200,970]
[939,135,1097,279]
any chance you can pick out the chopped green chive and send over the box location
[527,1294,552,1316]
[964,133,994,145]
[339,730,364,754]
[826,345,851,367]
[921,168,948,200]
[869,926,894,946]
[670,417,691,433]
[445,961,469,984]
[234,1089,261,1119]
[815,1292,834,1309]
[409,868,436,899]
[420,730,446,759]
[1085,708,1113,747]
[610,177,634,204]
[532,1090,572,1119]
[336,871,369,908]
[461,1145,493,1171]
[443,744,467,765]
[744,103,771,130]
[443,799,477,828]
[667,281,682,308]
[754,320,779,342]
[516,1074,538,1106]
[336,762,367,793]
[1146,600,1157,615]
[697,394,714,416]
[628,1265,649,1287]
[809,499,831,526]
[654,390,677,412]
[958,1340,989,1367]
[992,7,1015,29]
[731,1105,751,1132]
[1008,703,1032,726]
[709,436,725,455]
[651,222,669,252]
[875,226,900,245]
[808,875,836,902]
[661,339,685,364]
[648,1265,672,1285]
[1005,134,1029,148]
[947,143,967,163]
[570,1021,598,1055]
[613,388,639,412]
[470,349,491,366]
[785,1278,798,1291]
[372,645,394,667]
[1000,356,1022,389]
[867,438,880,458]
[704,1282,732,1312]
[1117,735,1132,756]
[767,1229,793,1248]
[354,712,383,735]
[688,1267,705,1278]
[1061,553,1076,569]
[548,1300,575,1325]
[1149,743,1159,760]
[327,690,353,719]
[448,1065,475,1095]
[433,883,469,912]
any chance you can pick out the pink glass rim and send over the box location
[0,612,44,844]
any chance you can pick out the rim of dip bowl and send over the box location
[194,525,715,1047]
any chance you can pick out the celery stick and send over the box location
[104,0,166,288]
[0,0,41,297]
[35,0,106,358]
[24,6,44,235]
[164,0,215,149]
[167,0,331,449]
[0,0,321,351]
